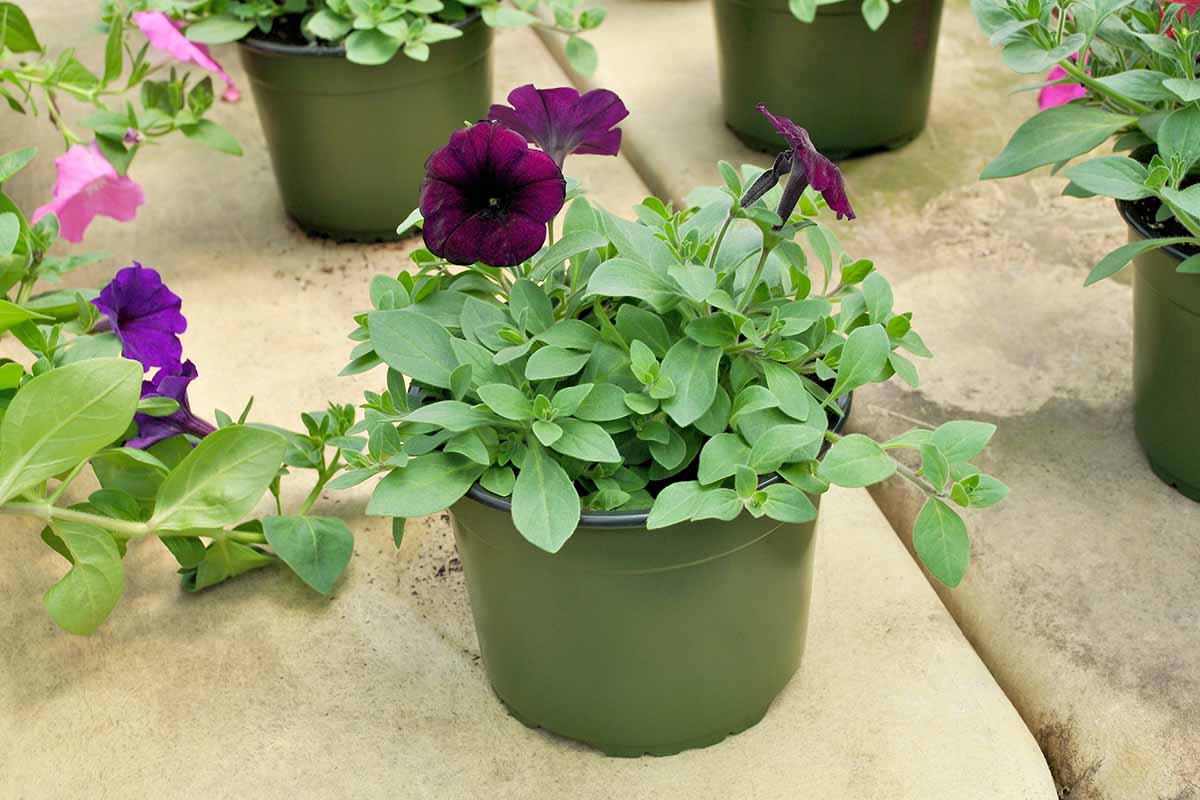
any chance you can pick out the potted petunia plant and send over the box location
[975,0,1200,500]
[346,86,1008,756]
[713,0,943,157]
[0,1,241,242]
[108,1,608,241]
[0,147,358,635]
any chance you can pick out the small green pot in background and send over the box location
[238,15,492,242]
[448,397,851,757]
[713,0,943,158]
[1120,200,1200,501]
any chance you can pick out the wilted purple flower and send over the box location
[93,262,186,371]
[487,84,628,167]
[742,104,856,224]
[127,361,216,450]
[420,121,566,267]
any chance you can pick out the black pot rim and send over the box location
[464,391,854,529]
[237,12,482,58]
[1115,198,1193,263]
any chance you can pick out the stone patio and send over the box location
[4,0,1193,796]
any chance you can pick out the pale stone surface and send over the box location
[0,5,1054,798]
[546,1,1200,797]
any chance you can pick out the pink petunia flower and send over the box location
[32,143,144,243]
[132,11,240,102]
[1038,65,1087,110]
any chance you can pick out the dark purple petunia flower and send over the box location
[126,360,216,450]
[487,84,628,167]
[420,121,566,268]
[742,104,856,224]
[92,262,187,371]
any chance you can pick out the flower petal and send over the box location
[489,84,627,165]
[132,11,239,103]
[757,104,856,221]
[127,361,215,450]
[94,263,186,371]
[1037,66,1087,109]
[32,143,145,242]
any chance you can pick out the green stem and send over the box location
[707,213,734,275]
[1058,60,1152,115]
[299,453,341,516]
[736,246,773,313]
[0,502,266,544]
[822,431,941,495]
[547,217,556,247]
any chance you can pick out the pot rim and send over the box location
[1116,198,1195,263]
[464,391,854,528]
[236,11,482,58]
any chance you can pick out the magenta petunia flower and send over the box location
[420,121,566,267]
[1037,65,1087,109]
[31,143,144,243]
[487,84,628,167]
[747,104,856,223]
[126,360,216,450]
[93,263,187,372]
[132,11,240,102]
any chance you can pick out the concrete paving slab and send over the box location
[0,6,1053,798]
[539,0,1200,796]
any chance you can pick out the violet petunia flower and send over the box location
[742,104,856,224]
[420,121,566,267]
[127,361,216,450]
[487,84,628,167]
[1037,65,1087,110]
[93,263,187,372]
[132,11,240,102]
[31,143,144,243]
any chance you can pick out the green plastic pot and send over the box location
[1120,200,1200,501]
[238,16,492,242]
[448,396,850,757]
[713,0,943,157]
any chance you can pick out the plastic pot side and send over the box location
[238,17,492,242]
[713,0,944,158]
[448,396,851,757]
[1119,201,1200,501]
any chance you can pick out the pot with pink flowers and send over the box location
[976,0,1200,500]
[114,0,607,241]
[342,85,1008,756]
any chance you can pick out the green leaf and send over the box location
[536,319,599,351]
[564,35,597,76]
[512,442,580,552]
[735,464,758,499]
[366,452,484,517]
[369,309,458,388]
[1157,106,1200,175]
[480,465,515,497]
[981,105,1136,180]
[919,443,950,491]
[185,14,257,43]
[587,258,677,312]
[0,2,40,53]
[1084,236,1197,285]
[305,9,353,41]
[403,400,493,432]
[829,324,889,400]
[41,520,123,635]
[1000,33,1084,74]
[262,516,354,595]
[181,120,243,156]
[646,480,707,529]
[818,434,897,487]
[532,420,562,446]
[912,498,970,587]
[0,358,141,504]
[477,384,533,421]
[616,304,671,356]
[761,361,811,421]
[761,483,817,523]
[788,0,817,22]
[550,384,593,417]
[551,419,621,463]
[525,346,591,380]
[749,425,824,472]
[188,539,275,591]
[668,263,717,302]
[0,297,51,333]
[959,474,1009,508]
[649,428,687,470]
[659,339,722,427]
[0,146,35,184]
[149,426,287,531]
[530,231,607,280]
[1163,77,1200,103]
[698,433,751,484]
[685,313,739,347]
[1070,155,1152,200]
[931,420,996,463]
[574,382,628,421]
[1094,70,1175,103]
[91,448,168,507]
[346,29,402,65]
[861,0,889,30]
[511,278,554,334]
[161,535,206,569]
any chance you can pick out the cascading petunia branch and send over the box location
[111,0,609,75]
[0,148,359,635]
[975,0,1200,282]
[347,87,1009,589]
[0,2,243,241]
